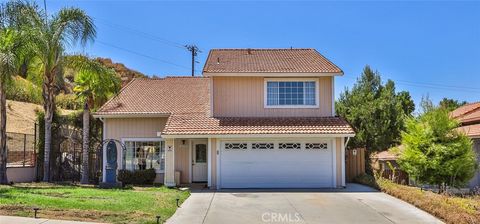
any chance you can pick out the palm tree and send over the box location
[0,1,33,184]
[26,4,96,181]
[68,55,119,184]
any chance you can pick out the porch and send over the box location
[164,138,212,188]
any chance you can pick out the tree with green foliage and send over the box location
[438,97,467,112]
[0,1,33,184]
[23,3,96,181]
[336,65,415,152]
[397,100,477,192]
[69,55,120,184]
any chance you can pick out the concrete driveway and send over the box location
[166,184,443,224]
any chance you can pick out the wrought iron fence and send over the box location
[6,132,36,167]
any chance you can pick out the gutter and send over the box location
[92,113,171,119]
[161,133,356,139]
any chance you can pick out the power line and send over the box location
[391,79,480,91]
[342,76,480,94]
[96,40,191,71]
[93,17,186,49]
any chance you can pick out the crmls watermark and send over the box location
[261,212,302,223]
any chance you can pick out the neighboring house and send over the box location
[94,48,355,189]
[370,149,409,185]
[452,102,480,188]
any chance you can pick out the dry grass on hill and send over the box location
[6,100,76,135]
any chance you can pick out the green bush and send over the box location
[6,76,42,104]
[56,93,82,110]
[398,102,477,191]
[117,169,156,185]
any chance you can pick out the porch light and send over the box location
[182,140,186,145]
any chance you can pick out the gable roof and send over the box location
[95,77,354,136]
[95,77,210,116]
[203,48,343,74]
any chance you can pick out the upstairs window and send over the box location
[265,79,318,108]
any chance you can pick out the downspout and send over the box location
[342,137,351,188]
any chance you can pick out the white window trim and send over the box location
[263,78,320,109]
[121,137,165,174]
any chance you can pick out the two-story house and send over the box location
[94,48,355,189]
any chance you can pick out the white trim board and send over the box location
[203,72,343,77]
[207,138,212,187]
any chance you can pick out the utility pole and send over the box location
[43,0,47,22]
[185,44,201,76]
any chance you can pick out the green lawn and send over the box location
[0,183,190,224]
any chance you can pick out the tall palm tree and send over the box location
[0,1,33,184]
[26,4,96,181]
[68,55,119,184]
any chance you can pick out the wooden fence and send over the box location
[346,148,366,182]
[381,169,409,185]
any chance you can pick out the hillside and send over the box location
[6,100,75,135]
[5,57,145,133]
[95,57,146,85]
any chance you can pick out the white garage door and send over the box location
[219,139,334,188]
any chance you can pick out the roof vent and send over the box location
[217,57,220,64]
[247,48,252,55]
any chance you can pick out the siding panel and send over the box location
[213,76,333,117]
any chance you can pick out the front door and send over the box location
[192,141,208,182]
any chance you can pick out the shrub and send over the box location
[355,174,480,224]
[6,76,42,104]
[398,103,477,191]
[117,169,156,185]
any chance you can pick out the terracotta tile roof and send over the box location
[459,109,480,124]
[96,77,354,136]
[457,124,480,138]
[95,77,210,115]
[371,150,399,160]
[163,114,354,135]
[451,102,480,119]
[203,48,343,74]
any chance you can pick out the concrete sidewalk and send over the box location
[0,216,104,224]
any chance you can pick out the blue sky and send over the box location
[41,0,480,107]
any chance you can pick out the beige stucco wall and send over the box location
[174,139,190,184]
[7,166,36,183]
[212,76,333,117]
[104,117,168,183]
